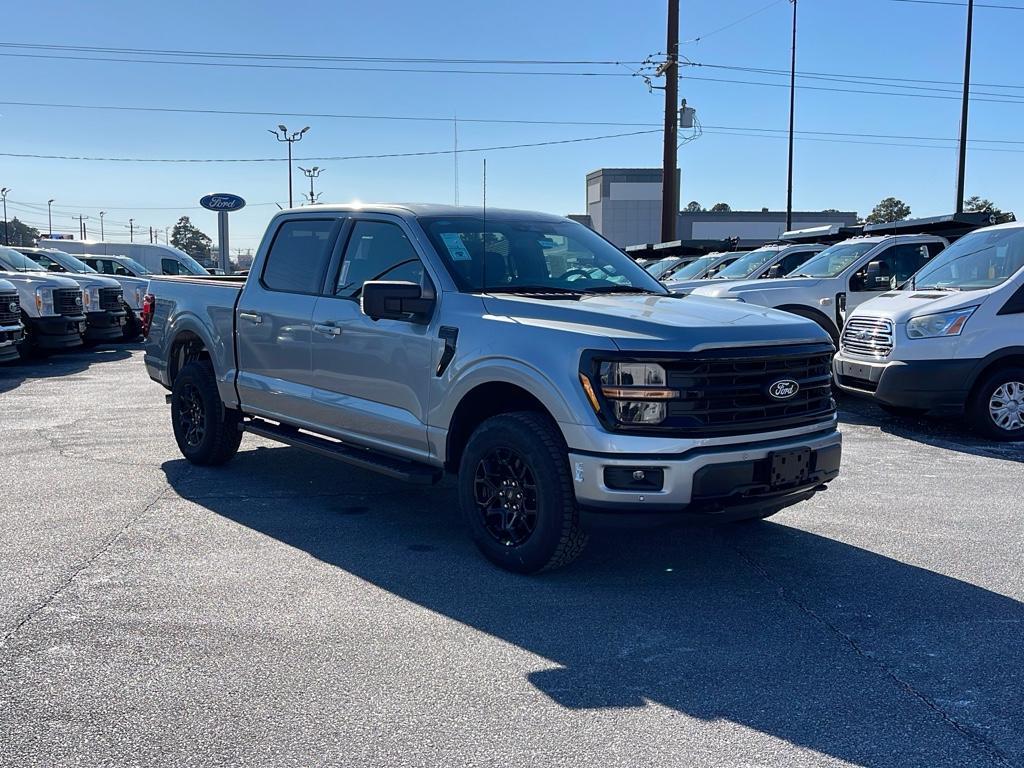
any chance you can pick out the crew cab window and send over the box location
[162,258,183,275]
[262,219,337,294]
[779,250,815,275]
[334,220,424,299]
[850,244,932,291]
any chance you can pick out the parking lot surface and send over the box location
[1,347,1022,768]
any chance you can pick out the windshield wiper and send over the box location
[582,285,662,295]
[916,285,961,292]
[485,285,584,295]
[792,273,816,278]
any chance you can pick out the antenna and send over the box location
[481,158,487,293]
[453,114,460,207]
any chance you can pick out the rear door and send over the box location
[308,215,438,460]
[235,216,343,423]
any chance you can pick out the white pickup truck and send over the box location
[0,246,86,355]
[834,220,1024,440]
[666,242,825,296]
[0,278,25,363]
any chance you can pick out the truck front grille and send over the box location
[654,344,836,437]
[54,288,83,316]
[841,317,894,358]
[0,292,19,325]
[98,286,123,311]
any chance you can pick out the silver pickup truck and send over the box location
[144,204,842,572]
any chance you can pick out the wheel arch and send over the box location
[774,304,840,346]
[966,347,1024,401]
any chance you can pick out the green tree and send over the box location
[963,196,1015,222]
[710,202,732,212]
[1,217,41,247]
[684,201,703,213]
[864,197,911,225]
[821,208,842,214]
[170,216,213,262]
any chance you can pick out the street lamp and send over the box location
[268,125,310,208]
[1,188,10,246]
[298,166,325,205]
[99,211,106,240]
[48,199,54,238]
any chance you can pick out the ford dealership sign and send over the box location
[200,193,246,212]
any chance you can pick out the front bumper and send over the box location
[833,352,978,413]
[0,323,24,362]
[84,309,128,341]
[569,425,841,525]
[28,314,87,349]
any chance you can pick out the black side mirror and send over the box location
[765,264,783,279]
[362,281,434,323]
[864,260,891,290]
[47,264,63,272]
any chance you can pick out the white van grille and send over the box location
[841,317,894,358]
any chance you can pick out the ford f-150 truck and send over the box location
[0,246,86,355]
[0,277,25,363]
[144,204,842,572]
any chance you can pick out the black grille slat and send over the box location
[98,287,122,311]
[54,288,82,316]
[0,292,19,325]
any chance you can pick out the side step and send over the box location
[243,418,442,485]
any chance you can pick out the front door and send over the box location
[309,216,439,460]
[843,243,936,324]
[235,217,341,423]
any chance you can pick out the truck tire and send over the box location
[16,312,38,360]
[458,411,588,573]
[968,366,1024,441]
[122,307,142,341]
[171,360,243,465]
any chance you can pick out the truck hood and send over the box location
[691,276,824,299]
[0,269,82,290]
[849,289,989,323]
[51,273,122,290]
[481,293,830,352]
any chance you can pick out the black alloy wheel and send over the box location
[474,446,539,547]
[177,382,207,448]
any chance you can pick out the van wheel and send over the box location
[969,367,1024,441]
[171,360,243,465]
[458,412,588,573]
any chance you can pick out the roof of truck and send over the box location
[276,203,567,221]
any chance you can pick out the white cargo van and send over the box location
[834,220,1024,440]
[38,239,209,277]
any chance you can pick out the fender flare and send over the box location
[774,304,840,346]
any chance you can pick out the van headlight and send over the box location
[34,287,55,316]
[598,361,677,425]
[906,307,977,339]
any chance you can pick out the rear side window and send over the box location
[262,219,337,294]
[161,258,182,275]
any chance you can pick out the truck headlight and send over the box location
[906,307,977,339]
[598,361,677,425]
[83,286,100,310]
[34,287,55,316]
[133,286,144,308]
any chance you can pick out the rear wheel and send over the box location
[968,366,1024,441]
[171,360,243,465]
[458,412,587,573]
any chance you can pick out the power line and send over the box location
[884,0,1024,9]
[684,0,789,43]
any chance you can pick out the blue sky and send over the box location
[1,0,1021,250]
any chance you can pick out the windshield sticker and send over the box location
[440,232,473,262]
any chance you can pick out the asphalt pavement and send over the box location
[1,346,1022,768]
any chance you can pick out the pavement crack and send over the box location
[722,534,1020,768]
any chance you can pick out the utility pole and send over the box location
[99,211,106,240]
[660,0,680,243]
[1,188,9,246]
[75,214,89,240]
[298,166,324,205]
[129,219,135,243]
[48,199,54,237]
[955,0,974,214]
[269,125,310,208]
[786,0,798,231]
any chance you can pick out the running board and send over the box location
[243,418,442,485]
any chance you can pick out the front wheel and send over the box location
[968,367,1024,441]
[458,412,588,573]
[171,360,243,465]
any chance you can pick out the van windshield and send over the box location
[791,241,879,278]
[912,227,1024,290]
[176,253,209,275]
[714,247,781,279]
[420,216,667,295]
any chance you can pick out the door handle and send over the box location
[314,323,342,337]
[239,311,263,325]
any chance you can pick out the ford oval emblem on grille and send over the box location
[768,379,800,400]
[8,301,17,313]
[75,296,83,306]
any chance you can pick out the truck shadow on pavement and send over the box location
[163,447,1024,767]
[838,396,1024,464]
[0,344,137,394]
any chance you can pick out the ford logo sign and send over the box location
[200,193,246,212]
[768,379,800,401]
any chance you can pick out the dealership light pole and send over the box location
[269,125,310,208]
[298,166,324,205]
[659,0,680,243]
[786,0,798,231]
[1,188,9,246]
[955,0,974,214]
[99,211,106,240]
[48,199,54,237]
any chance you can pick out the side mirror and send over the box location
[47,264,64,272]
[361,281,434,323]
[865,260,890,289]
[115,268,129,276]
[765,264,783,279]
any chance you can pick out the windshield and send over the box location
[0,247,46,272]
[420,216,667,295]
[177,253,209,276]
[43,250,97,273]
[792,241,879,278]
[646,257,682,279]
[668,254,720,281]
[115,257,152,275]
[714,248,780,279]
[912,227,1024,290]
